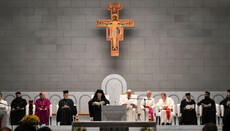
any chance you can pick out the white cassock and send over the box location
[119,95,137,121]
[140,97,155,121]
[156,97,174,124]
[0,99,8,110]
[0,99,8,127]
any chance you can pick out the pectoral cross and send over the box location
[96,3,134,56]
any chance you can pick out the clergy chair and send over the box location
[26,104,35,115]
[197,105,202,125]
[7,106,11,115]
[220,104,224,125]
[215,104,221,125]
[49,104,52,125]
[155,106,161,125]
[56,104,59,125]
[72,104,77,121]
[195,104,200,125]
[176,104,181,125]
[172,105,176,125]
[220,104,224,117]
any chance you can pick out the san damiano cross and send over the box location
[96,3,134,56]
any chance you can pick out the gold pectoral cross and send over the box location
[96,3,134,56]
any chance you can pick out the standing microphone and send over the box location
[144,98,146,121]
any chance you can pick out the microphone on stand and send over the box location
[144,98,146,121]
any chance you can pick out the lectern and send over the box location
[101,105,127,131]
[101,105,126,121]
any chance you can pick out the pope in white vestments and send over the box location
[141,91,156,121]
[119,89,137,121]
[156,92,174,125]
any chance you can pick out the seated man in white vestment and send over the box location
[156,92,174,125]
[140,90,155,121]
[119,89,137,121]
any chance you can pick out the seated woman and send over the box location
[88,89,110,121]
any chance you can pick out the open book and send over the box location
[126,100,134,106]
[185,104,194,109]
[203,103,211,108]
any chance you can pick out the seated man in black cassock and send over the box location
[197,91,216,125]
[220,89,230,129]
[10,92,27,125]
[180,93,197,125]
[88,89,110,121]
[57,90,76,125]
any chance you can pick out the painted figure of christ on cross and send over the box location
[96,3,134,56]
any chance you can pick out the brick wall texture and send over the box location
[0,0,230,92]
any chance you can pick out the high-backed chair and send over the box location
[220,104,224,124]
[7,106,11,115]
[49,105,52,125]
[220,104,224,117]
[198,105,202,125]
[155,105,160,125]
[172,105,176,125]
[177,104,181,125]
[215,104,221,125]
[56,104,59,125]
[26,104,35,115]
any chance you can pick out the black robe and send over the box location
[10,97,27,125]
[180,99,197,125]
[220,97,230,126]
[197,98,216,124]
[56,98,76,125]
[88,97,110,121]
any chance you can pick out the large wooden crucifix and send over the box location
[96,3,134,56]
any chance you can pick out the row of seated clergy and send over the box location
[88,89,175,124]
[49,90,228,126]
[6,90,77,126]
[177,90,230,126]
[2,90,230,126]
[29,90,77,125]
[120,90,175,125]
[154,91,219,125]
[122,90,230,126]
